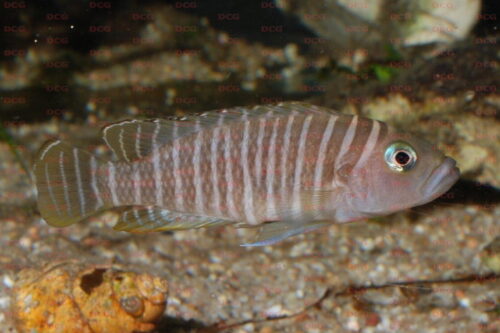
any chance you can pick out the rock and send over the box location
[275,0,481,67]
[481,236,500,273]
[13,262,168,333]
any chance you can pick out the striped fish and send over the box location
[33,102,460,246]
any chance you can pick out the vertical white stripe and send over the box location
[265,118,280,217]
[133,209,143,226]
[147,207,156,223]
[119,128,129,162]
[59,151,72,214]
[241,116,257,223]
[135,123,142,159]
[280,114,295,204]
[159,209,171,223]
[313,115,337,188]
[40,140,61,160]
[210,115,224,216]
[90,156,103,208]
[72,148,86,215]
[354,120,380,170]
[107,161,119,206]
[292,115,313,210]
[133,163,142,204]
[254,116,267,187]
[193,129,204,214]
[152,121,163,206]
[45,163,62,216]
[224,126,238,218]
[122,210,129,223]
[172,123,184,210]
[332,115,358,187]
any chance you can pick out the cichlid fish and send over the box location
[33,102,460,246]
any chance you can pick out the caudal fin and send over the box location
[33,140,107,227]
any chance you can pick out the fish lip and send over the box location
[420,157,460,202]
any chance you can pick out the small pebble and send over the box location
[0,297,10,309]
[2,275,14,288]
[264,305,285,318]
[430,308,443,320]
[259,327,273,333]
[459,298,471,308]
[346,316,360,331]
[19,236,32,249]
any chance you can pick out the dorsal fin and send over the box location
[102,102,332,161]
[102,119,198,162]
[191,101,332,125]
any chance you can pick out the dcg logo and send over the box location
[260,1,275,8]
[89,25,112,32]
[218,13,240,20]
[45,85,69,92]
[89,1,111,8]
[2,96,26,104]
[3,1,26,8]
[174,25,198,32]
[3,49,26,56]
[45,61,69,68]
[46,109,68,116]
[261,25,282,32]
[218,85,240,92]
[131,13,153,21]
[47,37,68,44]
[175,1,197,8]
[46,13,68,20]
[3,25,27,32]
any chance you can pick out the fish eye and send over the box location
[384,141,417,172]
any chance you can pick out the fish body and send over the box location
[34,102,460,245]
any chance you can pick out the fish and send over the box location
[33,102,460,246]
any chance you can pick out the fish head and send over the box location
[349,131,460,217]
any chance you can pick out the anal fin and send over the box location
[240,219,330,247]
[114,206,232,233]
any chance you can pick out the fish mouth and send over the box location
[421,157,460,202]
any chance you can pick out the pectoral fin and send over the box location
[241,189,338,247]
